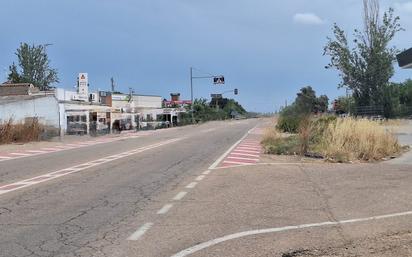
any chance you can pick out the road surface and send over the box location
[1,118,412,257]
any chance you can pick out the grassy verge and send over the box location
[262,116,403,162]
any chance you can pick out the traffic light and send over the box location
[234,88,238,95]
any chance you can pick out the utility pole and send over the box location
[190,67,194,124]
[111,77,115,92]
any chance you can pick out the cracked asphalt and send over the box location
[0,119,259,257]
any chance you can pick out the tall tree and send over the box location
[7,43,59,90]
[324,0,402,107]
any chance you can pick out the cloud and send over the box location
[394,2,412,13]
[293,13,325,25]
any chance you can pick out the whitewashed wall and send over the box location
[0,96,60,128]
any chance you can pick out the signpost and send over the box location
[190,67,225,123]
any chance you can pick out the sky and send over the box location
[1,0,412,113]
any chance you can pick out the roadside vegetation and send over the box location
[179,98,247,124]
[263,115,401,162]
[0,118,43,145]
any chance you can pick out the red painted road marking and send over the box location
[217,136,263,168]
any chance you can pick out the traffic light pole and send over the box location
[190,67,224,124]
[190,67,194,124]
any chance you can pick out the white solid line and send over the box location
[9,153,31,156]
[26,150,47,153]
[227,156,259,161]
[127,223,154,241]
[236,147,261,151]
[0,138,183,196]
[186,182,198,189]
[202,170,211,175]
[229,153,259,158]
[238,143,260,147]
[232,149,260,154]
[195,175,205,181]
[208,124,259,170]
[0,156,12,159]
[169,210,412,257]
[223,160,249,165]
[173,191,188,201]
[157,204,174,214]
[41,148,60,151]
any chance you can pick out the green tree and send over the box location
[316,95,329,113]
[399,79,412,106]
[8,43,59,90]
[295,86,317,113]
[324,0,402,107]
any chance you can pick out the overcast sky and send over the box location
[1,0,411,112]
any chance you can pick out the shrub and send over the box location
[319,118,401,162]
[276,105,304,133]
[261,126,300,155]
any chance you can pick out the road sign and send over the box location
[213,76,225,84]
[211,94,223,99]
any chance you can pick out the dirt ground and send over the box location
[282,231,412,257]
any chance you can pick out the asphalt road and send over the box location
[0,119,259,257]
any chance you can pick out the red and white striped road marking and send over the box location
[218,137,263,168]
[0,138,183,196]
[0,133,150,163]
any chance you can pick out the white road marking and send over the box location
[0,156,12,159]
[157,204,173,215]
[195,175,205,181]
[41,148,61,151]
[223,160,249,165]
[239,143,260,147]
[227,156,259,161]
[232,149,260,154]
[236,147,261,151]
[26,150,47,154]
[127,223,154,241]
[173,191,188,201]
[208,124,259,170]
[186,182,198,189]
[9,153,31,156]
[0,138,183,196]
[202,170,211,175]
[169,210,412,257]
[229,153,259,158]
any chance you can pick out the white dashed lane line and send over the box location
[186,182,198,189]
[127,223,154,241]
[173,191,188,201]
[157,204,174,215]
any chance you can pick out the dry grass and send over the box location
[320,118,401,162]
[0,118,43,145]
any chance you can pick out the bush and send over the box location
[319,118,401,162]
[276,105,304,133]
[261,126,300,155]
